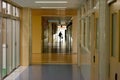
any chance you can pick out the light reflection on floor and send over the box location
[4,65,88,80]
[43,26,72,53]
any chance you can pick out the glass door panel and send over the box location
[2,1,7,14]
[0,0,1,12]
[16,7,20,17]
[2,18,7,77]
[111,13,117,57]
[86,17,90,50]
[15,20,20,67]
[0,17,2,80]
[96,18,99,53]
[12,20,16,69]
[6,19,12,74]
[12,6,16,16]
[7,3,11,15]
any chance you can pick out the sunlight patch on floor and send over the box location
[4,66,28,80]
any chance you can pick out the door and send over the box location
[110,2,120,80]
[6,19,12,74]
[12,20,16,69]
[15,20,20,67]
[2,18,7,77]
[91,12,99,80]
[94,12,99,80]
[0,17,2,80]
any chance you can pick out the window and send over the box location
[85,18,87,47]
[88,17,91,50]
[0,17,2,79]
[7,3,11,15]
[0,1,20,79]
[92,0,97,8]
[82,7,85,16]
[16,7,20,17]
[79,20,82,43]
[15,20,20,67]
[6,19,12,74]
[0,0,1,12]
[111,13,117,57]
[81,19,86,47]
[2,18,7,77]
[12,6,16,16]
[96,18,99,53]
[81,19,85,46]
[12,20,16,69]
[2,1,20,17]
[83,20,86,46]
[88,0,90,10]
[86,17,90,50]
[2,1,7,14]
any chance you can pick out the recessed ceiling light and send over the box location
[35,1,68,4]
[40,7,67,9]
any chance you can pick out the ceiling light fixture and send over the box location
[35,1,68,4]
[40,7,67,9]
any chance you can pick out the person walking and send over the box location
[59,32,63,41]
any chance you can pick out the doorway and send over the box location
[42,16,72,54]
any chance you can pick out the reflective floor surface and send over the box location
[43,39,72,53]
[4,65,87,80]
[32,53,77,64]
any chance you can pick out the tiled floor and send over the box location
[4,65,86,80]
[43,41,72,53]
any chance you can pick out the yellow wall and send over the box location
[32,16,42,53]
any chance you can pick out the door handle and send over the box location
[93,56,95,63]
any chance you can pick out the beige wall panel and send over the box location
[21,8,31,66]
[110,0,120,80]
[72,16,78,53]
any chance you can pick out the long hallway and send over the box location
[1,0,120,80]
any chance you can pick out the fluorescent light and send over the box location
[35,1,68,3]
[40,7,67,9]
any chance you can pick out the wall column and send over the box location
[21,8,31,66]
[72,16,78,53]
[99,0,110,80]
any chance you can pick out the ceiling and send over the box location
[42,16,72,24]
[12,0,82,9]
